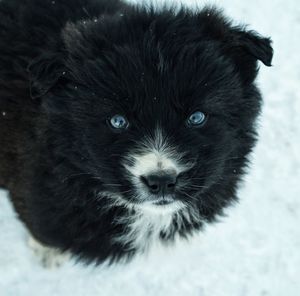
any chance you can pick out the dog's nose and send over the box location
[141,173,177,195]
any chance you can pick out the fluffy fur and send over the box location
[0,0,273,265]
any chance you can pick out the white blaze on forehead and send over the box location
[124,128,187,178]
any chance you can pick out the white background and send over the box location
[0,0,299,295]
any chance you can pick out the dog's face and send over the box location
[29,8,273,220]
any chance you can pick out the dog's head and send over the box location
[28,7,273,221]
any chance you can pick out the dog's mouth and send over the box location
[152,198,174,206]
[135,195,185,214]
[97,190,186,215]
[129,190,177,206]
[148,195,175,206]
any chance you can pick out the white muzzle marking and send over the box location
[123,127,189,185]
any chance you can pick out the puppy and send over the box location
[0,0,273,265]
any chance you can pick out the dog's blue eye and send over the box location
[187,111,206,127]
[109,114,129,129]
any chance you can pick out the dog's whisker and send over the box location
[61,172,94,183]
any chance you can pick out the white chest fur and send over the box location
[113,202,193,252]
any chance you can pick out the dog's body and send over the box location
[0,0,273,265]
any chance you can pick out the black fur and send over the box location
[0,0,273,264]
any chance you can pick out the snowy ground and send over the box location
[1,0,299,295]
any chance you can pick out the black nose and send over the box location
[141,173,177,195]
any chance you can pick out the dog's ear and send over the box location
[230,29,273,66]
[225,28,273,82]
[28,53,66,99]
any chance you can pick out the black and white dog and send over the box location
[0,0,273,265]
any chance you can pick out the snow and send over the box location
[1,0,300,295]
